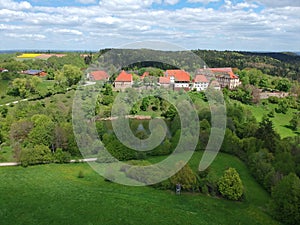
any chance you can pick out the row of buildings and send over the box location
[88,67,241,91]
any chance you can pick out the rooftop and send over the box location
[115,70,133,82]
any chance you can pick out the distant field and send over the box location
[0,152,279,225]
[245,103,297,138]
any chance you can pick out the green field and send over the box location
[245,103,297,138]
[0,152,280,225]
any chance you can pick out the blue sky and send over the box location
[0,0,299,51]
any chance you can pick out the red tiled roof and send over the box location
[208,68,239,79]
[141,71,149,79]
[194,75,208,83]
[159,76,170,84]
[165,70,190,82]
[115,71,133,82]
[90,70,109,81]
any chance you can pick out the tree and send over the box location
[170,161,197,191]
[28,114,55,148]
[271,173,300,225]
[275,99,289,114]
[255,117,280,153]
[20,144,52,167]
[276,78,291,92]
[289,113,300,131]
[62,64,82,86]
[218,167,244,201]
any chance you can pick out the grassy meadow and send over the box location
[0,152,280,225]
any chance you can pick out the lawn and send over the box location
[0,152,280,225]
[245,103,297,138]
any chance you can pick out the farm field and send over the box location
[0,152,279,225]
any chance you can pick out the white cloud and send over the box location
[245,0,300,8]
[99,0,161,11]
[51,29,83,36]
[187,0,220,4]
[5,33,46,40]
[0,0,299,51]
[0,0,31,10]
[75,0,97,4]
[164,0,180,5]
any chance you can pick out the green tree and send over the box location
[170,161,197,191]
[62,65,82,87]
[255,117,280,153]
[271,173,300,225]
[218,167,244,201]
[289,113,300,131]
[28,114,55,148]
[20,144,52,167]
[276,78,292,92]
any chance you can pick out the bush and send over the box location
[54,148,71,163]
[78,170,84,178]
[169,161,198,191]
[218,168,244,201]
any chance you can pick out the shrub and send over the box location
[169,161,197,191]
[78,170,84,178]
[218,168,244,201]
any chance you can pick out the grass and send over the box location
[245,103,297,138]
[0,152,280,225]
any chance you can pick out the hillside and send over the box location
[0,152,279,225]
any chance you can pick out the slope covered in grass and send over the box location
[0,152,279,225]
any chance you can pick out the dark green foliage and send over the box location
[275,99,289,114]
[289,112,300,131]
[271,173,300,225]
[275,79,292,92]
[170,161,197,191]
[255,117,280,153]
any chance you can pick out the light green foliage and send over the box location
[271,173,300,225]
[8,76,42,97]
[55,65,82,87]
[218,167,244,201]
[29,114,55,147]
[20,144,52,167]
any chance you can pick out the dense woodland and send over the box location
[0,50,300,225]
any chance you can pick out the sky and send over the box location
[0,0,299,51]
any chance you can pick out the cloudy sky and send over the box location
[0,0,299,51]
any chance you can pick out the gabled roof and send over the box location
[194,75,208,83]
[159,76,170,84]
[140,71,149,79]
[208,68,239,79]
[90,70,109,81]
[165,70,190,82]
[115,70,132,82]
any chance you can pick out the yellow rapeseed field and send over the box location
[17,53,41,58]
